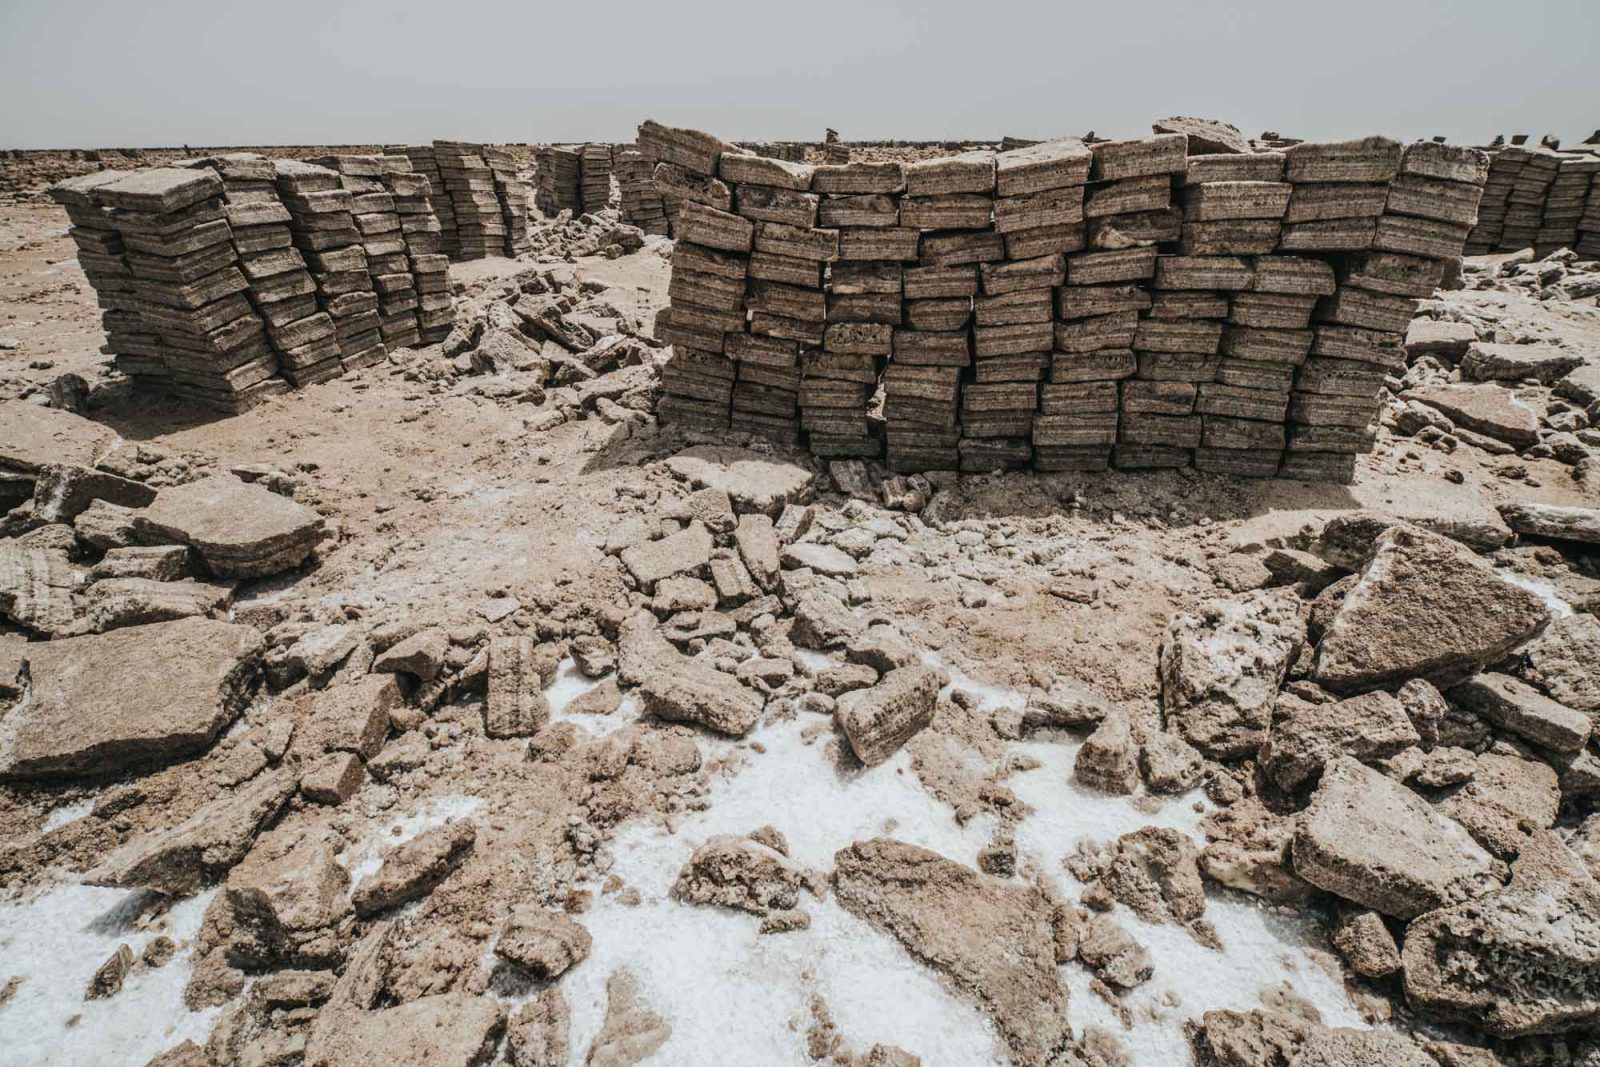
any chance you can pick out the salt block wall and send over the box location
[647,119,1491,482]
[51,152,457,412]
[535,144,615,217]
[398,141,531,260]
[1465,144,1600,257]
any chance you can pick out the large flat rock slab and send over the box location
[1498,502,1600,546]
[0,617,263,780]
[1461,341,1584,383]
[1522,613,1600,713]
[663,445,813,514]
[1312,525,1548,692]
[832,838,1068,1067]
[305,993,505,1067]
[1405,382,1541,448]
[1290,757,1500,919]
[1159,589,1306,759]
[0,403,118,474]
[134,474,326,578]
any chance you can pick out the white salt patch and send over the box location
[42,799,95,834]
[567,713,1001,1063]
[920,649,1026,712]
[1008,742,1365,1060]
[635,714,991,874]
[556,640,1365,1063]
[0,884,218,1067]
[1100,899,1364,1064]
[1008,741,1208,873]
[565,892,1003,1067]
[546,658,605,713]
[339,794,484,882]
[545,658,638,739]
[1501,573,1575,618]
[792,649,836,674]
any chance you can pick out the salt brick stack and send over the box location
[1283,139,1486,481]
[400,145,459,259]
[535,146,582,214]
[487,147,531,255]
[53,167,284,411]
[1081,135,1189,472]
[183,153,307,399]
[810,158,904,458]
[616,145,669,235]
[1538,154,1600,255]
[434,141,504,259]
[381,155,456,344]
[1464,145,1559,253]
[313,155,420,357]
[273,160,383,383]
[49,172,156,387]
[55,160,456,412]
[823,130,850,166]
[579,144,614,215]
[721,155,822,445]
[1581,168,1600,259]
[638,120,743,238]
[653,122,1489,483]
[654,198,748,431]
[892,152,1000,472]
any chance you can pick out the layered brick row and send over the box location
[400,141,532,261]
[647,124,1488,483]
[1466,143,1600,256]
[534,144,615,217]
[52,157,455,410]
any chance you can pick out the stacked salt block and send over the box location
[960,148,1071,473]
[96,168,282,411]
[400,145,459,258]
[990,140,1093,469]
[382,155,456,344]
[50,172,163,389]
[1465,148,1522,253]
[535,146,581,214]
[616,145,668,235]
[885,153,995,472]
[487,147,531,255]
[434,141,503,259]
[1538,154,1600,255]
[638,120,742,237]
[1265,137,1400,482]
[184,154,311,395]
[1169,148,1300,477]
[1062,135,1190,471]
[1285,140,1485,482]
[654,197,750,431]
[823,130,850,166]
[273,160,378,383]
[1502,146,1561,250]
[727,153,831,446]
[580,144,614,215]
[1087,137,1200,471]
[1580,168,1600,258]
[810,159,908,458]
[313,155,419,357]
[650,123,1489,482]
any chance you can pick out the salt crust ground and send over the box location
[0,660,1374,1067]
[0,885,217,1067]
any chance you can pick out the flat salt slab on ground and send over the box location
[0,884,218,1067]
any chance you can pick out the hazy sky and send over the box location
[2,0,1596,149]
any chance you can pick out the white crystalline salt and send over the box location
[0,884,218,1067]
